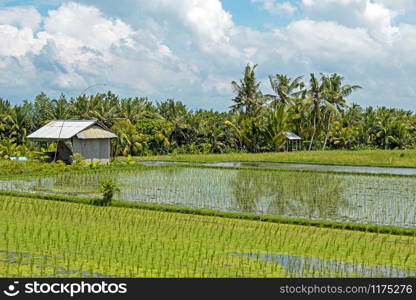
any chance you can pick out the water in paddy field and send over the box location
[142,161,416,175]
[231,253,416,278]
[0,250,114,278]
[1,165,416,228]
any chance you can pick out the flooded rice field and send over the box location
[1,165,415,228]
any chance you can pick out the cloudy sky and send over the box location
[0,0,415,110]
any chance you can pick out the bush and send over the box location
[91,180,120,206]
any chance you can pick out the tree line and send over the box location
[0,64,415,158]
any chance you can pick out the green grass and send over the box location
[0,195,415,278]
[132,150,416,167]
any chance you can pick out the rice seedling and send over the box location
[1,165,415,228]
[0,195,414,278]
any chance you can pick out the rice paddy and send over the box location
[1,160,415,278]
[1,165,415,228]
[0,195,415,278]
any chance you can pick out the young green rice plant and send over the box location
[0,186,415,277]
[2,165,415,228]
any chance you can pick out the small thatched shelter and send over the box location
[283,132,301,152]
[27,120,117,164]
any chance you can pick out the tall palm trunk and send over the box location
[309,103,320,151]
[322,112,331,150]
[309,115,317,151]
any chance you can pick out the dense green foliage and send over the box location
[1,195,415,277]
[1,64,415,159]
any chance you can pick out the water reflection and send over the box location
[142,161,416,176]
[232,253,416,278]
[1,166,415,227]
[230,170,349,219]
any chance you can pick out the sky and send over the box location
[0,0,415,111]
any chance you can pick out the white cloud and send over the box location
[302,0,399,42]
[374,0,414,12]
[0,0,415,110]
[43,3,135,50]
[0,25,46,56]
[252,0,297,16]
[0,6,42,30]
[147,0,238,56]
[39,2,136,76]
[281,20,386,61]
[0,2,204,102]
[395,24,416,64]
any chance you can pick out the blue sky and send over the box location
[0,0,415,111]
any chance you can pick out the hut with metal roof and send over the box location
[283,132,301,152]
[27,120,117,164]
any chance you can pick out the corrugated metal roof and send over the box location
[27,120,116,140]
[76,125,117,139]
[284,132,301,140]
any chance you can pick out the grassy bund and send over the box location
[136,149,416,167]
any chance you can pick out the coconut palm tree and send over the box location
[70,95,95,120]
[118,97,154,124]
[267,74,304,106]
[0,98,11,138]
[321,74,362,150]
[50,95,71,120]
[304,73,339,151]
[265,102,293,152]
[157,100,191,146]
[90,92,119,127]
[230,64,267,118]
[8,104,30,144]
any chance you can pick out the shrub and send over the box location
[91,180,120,206]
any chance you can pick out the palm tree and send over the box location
[70,95,94,120]
[304,73,339,151]
[50,95,71,120]
[90,95,119,127]
[224,117,243,149]
[265,102,293,152]
[32,93,53,126]
[112,119,144,156]
[8,105,30,144]
[157,100,191,146]
[230,64,266,118]
[0,98,11,137]
[267,74,304,106]
[321,74,362,149]
[208,127,227,153]
[118,97,154,124]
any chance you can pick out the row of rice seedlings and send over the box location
[61,168,416,226]
[0,195,415,278]
[129,168,415,227]
[1,166,415,227]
